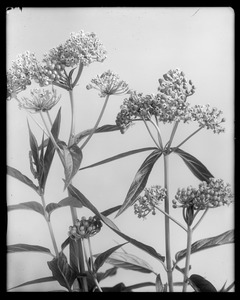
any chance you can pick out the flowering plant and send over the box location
[7,30,234,292]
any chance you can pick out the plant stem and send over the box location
[155,206,187,232]
[40,194,59,257]
[66,88,88,292]
[163,154,174,292]
[182,226,193,292]
[142,117,161,149]
[149,118,164,149]
[167,121,179,150]
[175,126,203,149]
[68,89,76,147]
[192,208,209,232]
[27,113,50,137]
[46,111,53,127]
[80,95,110,150]
[78,239,88,292]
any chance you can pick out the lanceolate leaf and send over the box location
[189,274,217,292]
[155,274,164,292]
[8,201,44,217]
[79,147,158,171]
[94,243,128,272]
[100,205,122,217]
[67,184,165,263]
[8,276,57,291]
[116,149,162,217]
[47,252,77,291]
[97,267,118,282]
[8,244,53,256]
[7,166,39,193]
[40,107,61,191]
[62,144,83,190]
[175,229,234,262]
[74,124,120,144]
[27,120,40,177]
[173,148,214,182]
[104,252,156,274]
[46,196,83,216]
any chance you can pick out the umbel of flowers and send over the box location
[172,178,233,210]
[7,30,107,99]
[68,216,103,240]
[17,87,61,113]
[116,68,225,134]
[86,70,130,97]
[134,185,167,218]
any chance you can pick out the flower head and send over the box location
[172,178,233,211]
[17,87,61,113]
[68,216,102,240]
[7,51,40,99]
[115,90,192,133]
[41,30,107,88]
[188,104,225,133]
[86,70,130,97]
[158,68,195,100]
[134,185,167,219]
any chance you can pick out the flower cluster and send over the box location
[134,185,167,219]
[7,51,40,99]
[189,104,225,133]
[116,90,192,133]
[68,216,103,240]
[86,70,130,97]
[116,69,226,135]
[172,178,233,210]
[41,30,107,87]
[7,30,107,94]
[158,68,195,100]
[17,87,61,113]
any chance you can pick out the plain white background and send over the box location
[7,7,234,291]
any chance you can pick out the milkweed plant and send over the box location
[7,30,234,292]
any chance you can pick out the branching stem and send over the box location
[163,154,174,292]
[182,226,193,292]
[80,95,110,150]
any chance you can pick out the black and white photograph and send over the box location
[6,7,234,292]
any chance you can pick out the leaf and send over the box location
[79,147,158,171]
[116,149,162,217]
[100,205,122,217]
[46,196,83,216]
[8,201,44,217]
[175,230,234,262]
[100,283,126,292]
[67,184,165,263]
[220,281,235,292]
[8,244,53,256]
[61,144,83,190]
[173,148,214,182]
[104,252,155,274]
[61,237,70,252]
[122,282,156,292]
[189,274,217,292]
[155,274,164,292]
[27,120,40,177]
[7,166,39,193]
[69,238,80,274]
[97,267,118,282]
[74,124,120,144]
[8,276,57,291]
[40,107,61,191]
[94,243,128,272]
[47,252,77,291]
